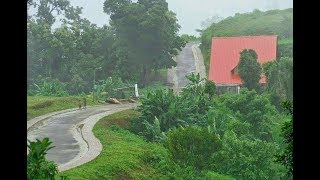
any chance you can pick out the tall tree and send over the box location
[103,0,185,85]
[238,49,262,91]
[263,57,293,101]
[275,101,293,177]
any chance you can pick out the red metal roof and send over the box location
[208,35,277,85]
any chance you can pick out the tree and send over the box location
[217,89,277,141]
[213,131,284,179]
[238,49,262,91]
[263,57,293,101]
[204,79,216,100]
[103,0,185,85]
[31,0,71,27]
[28,0,119,95]
[275,101,293,177]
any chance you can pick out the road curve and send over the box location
[27,103,136,171]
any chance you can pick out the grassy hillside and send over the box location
[58,109,169,179]
[27,96,104,120]
[58,109,235,179]
[200,8,293,74]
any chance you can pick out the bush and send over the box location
[205,171,235,180]
[28,78,69,97]
[139,89,181,133]
[27,138,58,180]
[165,126,222,170]
[30,100,54,109]
[204,79,216,99]
[212,131,285,179]
[95,76,133,100]
[216,89,277,141]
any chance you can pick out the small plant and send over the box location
[27,137,58,180]
[185,73,204,94]
[204,79,216,99]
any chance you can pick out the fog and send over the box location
[28,0,293,36]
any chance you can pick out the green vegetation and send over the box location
[58,109,171,179]
[180,34,199,43]
[166,126,222,170]
[128,74,289,179]
[238,49,262,91]
[27,96,103,120]
[57,72,291,179]
[27,138,58,180]
[263,57,293,103]
[58,108,235,179]
[27,0,184,95]
[275,101,293,177]
[200,8,293,74]
[28,1,292,179]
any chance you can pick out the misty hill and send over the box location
[200,8,293,73]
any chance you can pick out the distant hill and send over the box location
[200,8,293,74]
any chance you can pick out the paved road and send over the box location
[168,42,206,92]
[27,104,133,165]
[175,42,197,88]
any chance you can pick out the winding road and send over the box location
[27,103,136,171]
[27,42,206,172]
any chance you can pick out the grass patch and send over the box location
[27,96,104,120]
[139,83,170,97]
[58,109,169,179]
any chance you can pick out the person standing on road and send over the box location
[83,96,87,109]
[78,99,82,110]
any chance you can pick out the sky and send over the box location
[30,0,293,36]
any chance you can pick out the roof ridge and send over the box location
[212,35,277,39]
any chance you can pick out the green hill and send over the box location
[200,8,293,74]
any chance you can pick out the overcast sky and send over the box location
[30,0,293,36]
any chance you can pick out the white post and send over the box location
[135,84,139,98]
[237,85,240,94]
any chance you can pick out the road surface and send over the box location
[168,42,206,92]
[27,104,135,167]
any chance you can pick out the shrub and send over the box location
[29,78,69,97]
[205,171,235,180]
[212,131,285,179]
[204,79,216,99]
[27,138,58,180]
[165,126,222,170]
[217,89,277,141]
[139,89,181,133]
[30,100,54,109]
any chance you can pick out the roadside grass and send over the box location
[27,96,104,120]
[58,109,170,179]
[139,82,170,97]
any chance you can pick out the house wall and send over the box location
[216,85,239,94]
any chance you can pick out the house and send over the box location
[208,35,277,94]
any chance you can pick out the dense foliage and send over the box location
[128,74,290,179]
[263,57,293,102]
[237,49,262,91]
[275,101,293,177]
[103,0,185,86]
[180,34,199,43]
[166,126,222,170]
[27,0,185,95]
[27,138,58,180]
[28,1,293,179]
